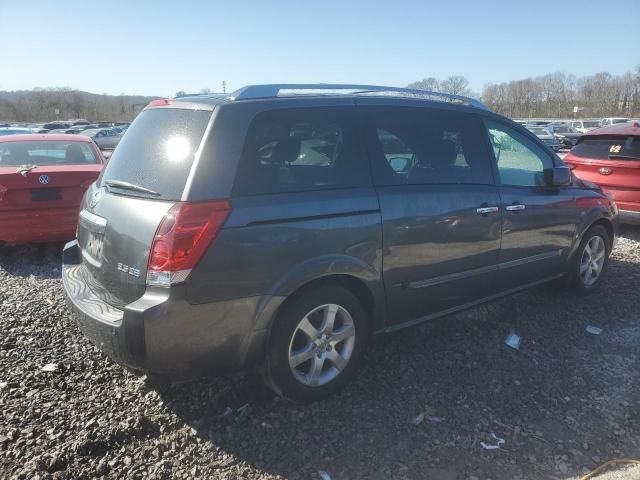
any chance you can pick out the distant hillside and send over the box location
[0,89,159,123]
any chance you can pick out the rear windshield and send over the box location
[583,121,600,128]
[0,141,98,166]
[100,108,211,200]
[571,135,640,160]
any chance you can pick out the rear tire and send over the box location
[567,225,611,294]
[263,284,369,403]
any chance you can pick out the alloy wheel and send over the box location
[288,304,356,386]
[580,235,606,286]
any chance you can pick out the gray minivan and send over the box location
[62,84,618,402]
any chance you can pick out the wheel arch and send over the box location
[568,212,616,263]
[239,256,387,367]
[590,218,615,248]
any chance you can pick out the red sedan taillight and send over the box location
[146,200,231,287]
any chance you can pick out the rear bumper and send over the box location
[619,209,640,225]
[0,207,78,243]
[62,240,270,379]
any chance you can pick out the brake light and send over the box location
[0,184,7,201]
[147,200,231,287]
[146,98,175,108]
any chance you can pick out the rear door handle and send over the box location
[476,206,499,215]
[505,204,526,212]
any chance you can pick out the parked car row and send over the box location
[516,117,638,151]
[0,123,128,151]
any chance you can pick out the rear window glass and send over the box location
[571,136,640,160]
[100,109,211,200]
[0,141,98,166]
[233,108,368,195]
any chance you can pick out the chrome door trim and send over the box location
[407,264,498,289]
[498,249,563,270]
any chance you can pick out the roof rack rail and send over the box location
[229,84,487,110]
[174,92,225,99]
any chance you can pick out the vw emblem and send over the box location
[599,167,612,175]
[38,174,50,185]
[89,189,102,208]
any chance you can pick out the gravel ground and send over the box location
[1,227,640,480]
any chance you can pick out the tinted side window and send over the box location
[484,120,554,187]
[366,108,494,186]
[234,108,367,195]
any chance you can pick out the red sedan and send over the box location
[0,134,105,244]
[564,121,640,225]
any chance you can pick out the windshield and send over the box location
[571,135,640,160]
[583,121,600,128]
[0,141,99,166]
[612,119,630,124]
[99,108,211,200]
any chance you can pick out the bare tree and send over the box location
[439,76,473,96]
[407,77,440,92]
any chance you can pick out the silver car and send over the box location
[81,128,122,149]
[526,126,561,151]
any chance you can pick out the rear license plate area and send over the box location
[80,229,104,267]
[31,188,61,201]
[78,209,107,267]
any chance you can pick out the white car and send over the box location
[570,119,601,134]
[599,117,629,128]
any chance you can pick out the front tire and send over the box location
[568,225,611,294]
[263,284,369,403]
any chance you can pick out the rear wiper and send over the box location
[104,179,160,196]
[608,154,640,161]
[16,164,38,176]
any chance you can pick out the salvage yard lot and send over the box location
[1,228,640,480]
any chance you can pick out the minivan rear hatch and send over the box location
[77,106,213,308]
[566,134,640,207]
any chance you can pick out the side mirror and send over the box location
[544,166,572,187]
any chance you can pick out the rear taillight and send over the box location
[146,200,231,287]
[0,184,7,202]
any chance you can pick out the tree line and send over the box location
[408,66,640,118]
[0,88,158,123]
[3,67,640,123]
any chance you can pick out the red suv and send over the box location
[564,121,640,224]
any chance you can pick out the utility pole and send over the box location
[222,81,226,94]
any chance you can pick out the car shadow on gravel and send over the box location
[0,244,64,279]
[157,248,640,479]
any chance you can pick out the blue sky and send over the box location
[1,0,638,97]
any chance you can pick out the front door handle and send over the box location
[505,204,526,212]
[476,206,499,215]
